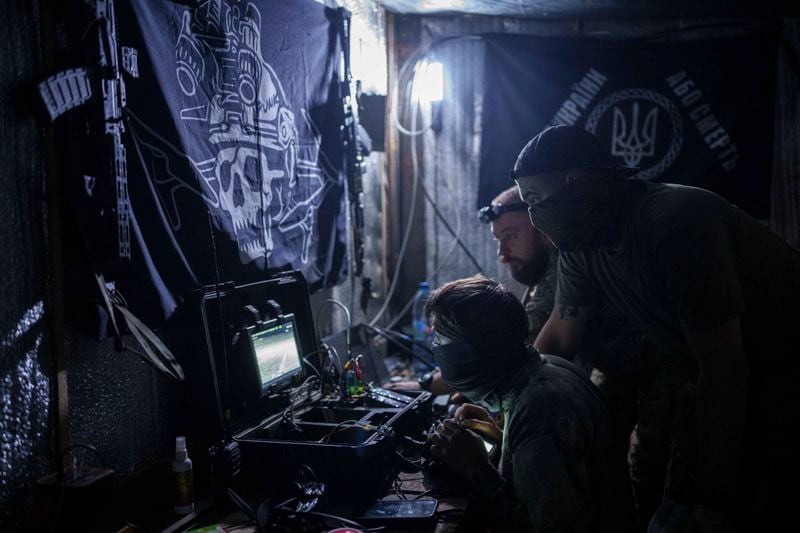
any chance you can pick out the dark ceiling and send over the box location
[378,0,796,18]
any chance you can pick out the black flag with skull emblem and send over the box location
[478,33,777,218]
[115,0,347,323]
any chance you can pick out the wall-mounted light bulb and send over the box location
[416,61,443,103]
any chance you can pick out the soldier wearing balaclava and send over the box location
[513,125,800,532]
[425,275,635,532]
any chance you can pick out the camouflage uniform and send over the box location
[472,355,635,532]
[521,250,558,344]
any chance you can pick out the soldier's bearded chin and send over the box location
[511,247,550,287]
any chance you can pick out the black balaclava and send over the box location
[529,172,633,252]
[432,340,504,409]
[430,312,532,410]
[512,125,641,252]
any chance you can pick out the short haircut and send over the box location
[424,275,529,354]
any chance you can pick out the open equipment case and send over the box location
[196,270,432,502]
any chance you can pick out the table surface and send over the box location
[167,467,473,533]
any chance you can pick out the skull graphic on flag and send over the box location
[129,0,335,269]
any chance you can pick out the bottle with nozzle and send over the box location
[172,436,194,515]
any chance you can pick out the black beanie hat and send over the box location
[511,125,614,180]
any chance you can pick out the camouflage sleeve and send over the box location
[524,257,558,341]
[504,386,594,532]
[469,437,591,532]
[511,435,591,533]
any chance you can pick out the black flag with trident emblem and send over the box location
[479,33,777,218]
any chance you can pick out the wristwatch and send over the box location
[417,371,434,391]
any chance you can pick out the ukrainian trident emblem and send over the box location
[585,88,684,180]
[611,102,658,168]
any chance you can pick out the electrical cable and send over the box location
[393,60,431,136]
[383,184,464,331]
[395,449,424,471]
[414,488,435,500]
[60,443,108,469]
[368,100,421,327]
[316,299,352,358]
[108,287,128,308]
[418,177,483,272]
[285,375,321,412]
[302,350,326,381]
[369,39,476,326]
[383,105,470,332]
[298,464,320,484]
[234,485,383,532]
[280,375,321,439]
[384,186,463,333]
[415,488,459,500]
[384,291,419,332]
[276,507,371,532]
[324,343,343,375]
[318,419,364,444]
[392,48,483,277]
[51,442,111,532]
[362,323,436,370]
[436,508,466,522]
[372,36,485,328]
[428,161,465,271]
[393,477,408,500]
[391,36,482,137]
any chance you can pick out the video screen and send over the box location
[248,317,302,392]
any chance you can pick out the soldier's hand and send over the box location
[429,419,492,479]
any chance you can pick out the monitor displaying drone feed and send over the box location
[246,314,303,396]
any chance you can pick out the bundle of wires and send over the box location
[369,36,486,330]
[318,419,367,444]
[280,375,322,438]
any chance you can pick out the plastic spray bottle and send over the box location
[172,436,194,515]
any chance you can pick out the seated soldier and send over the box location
[426,275,634,532]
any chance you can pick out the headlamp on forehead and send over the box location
[477,202,529,224]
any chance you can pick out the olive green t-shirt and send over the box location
[555,182,800,361]
[527,248,649,372]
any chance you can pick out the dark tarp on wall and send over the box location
[115,0,347,324]
[478,34,777,218]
